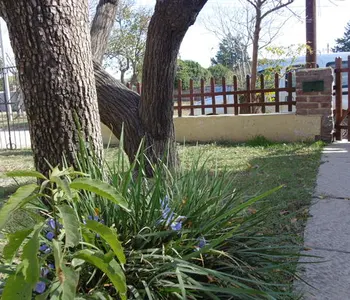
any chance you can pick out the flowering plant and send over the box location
[0,167,129,299]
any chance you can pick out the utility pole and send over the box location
[306,0,316,68]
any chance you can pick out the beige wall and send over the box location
[174,113,321,143]
[101,113,322,145]
[101,123,119,145]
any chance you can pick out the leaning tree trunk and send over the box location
[90,0,119,63]
[139,0,207,172]
[0,0,103,176]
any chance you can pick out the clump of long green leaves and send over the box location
[72,139,302,299]
[0,167,129,300]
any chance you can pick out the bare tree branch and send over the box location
[261,0,294,19]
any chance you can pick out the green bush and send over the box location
[0,144,302,299]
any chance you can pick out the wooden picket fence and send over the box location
[127,72,296,117]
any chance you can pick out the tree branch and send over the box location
[261,0,294,20]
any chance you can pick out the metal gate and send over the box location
[0,66,30,149]
[334,57,350,141]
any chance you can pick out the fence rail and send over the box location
[127,72,296,117]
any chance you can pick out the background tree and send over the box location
[332,21,350,52]
[207,64,234,84]
[0,0,103,175]
[105,0,151,85]
[175,59,211,89]
[211,34,250,86]
[204,0,295,106]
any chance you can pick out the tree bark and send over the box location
[1,0,103,176]
[93,62,143,161]
[139,0,207,171]
[90,0,119,63]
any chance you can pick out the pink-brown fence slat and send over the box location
[222,77,227,114]
[260,73,265,114]
[274,73,280,113]
[190,79,194,116]
[335,57,342,140]
[233,76,238,115]
[287,72,293,112]
[210,77,216,115]
[200,79,205,115]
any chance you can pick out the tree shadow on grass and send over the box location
[0,149,32,157]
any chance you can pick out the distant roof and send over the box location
[258,52,350,71]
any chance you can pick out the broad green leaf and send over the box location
[0,184,38,230]
[61,265,79,300]
[57,204,80,248]
[74,249,127,300]
[3,227,34,261]
[2,273,32,300]
[20,224,42,284]
[85,220,126,264]
[51,175,72,200]
[6,170,47,180]
[70,178,129,211]
[53,239,63,274]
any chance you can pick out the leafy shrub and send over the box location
[0,145,301,299]
[0,168,128,299]
[245,135,275,147]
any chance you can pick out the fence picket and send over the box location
[260,74,265,114]
[233,76,238,115]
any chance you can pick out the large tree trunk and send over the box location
[1,0,103,176]
[90,0,119,63]
[139,0,207,171]
[94,62,143,161]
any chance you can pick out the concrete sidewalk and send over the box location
[296,142,350,299]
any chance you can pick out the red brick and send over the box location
[296,102,320,109]
[296,96,308,102]
[320,102,332,108]
[296,109,308,115]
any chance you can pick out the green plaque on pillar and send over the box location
[302,80,324,92]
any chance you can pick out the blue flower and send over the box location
[39,244,49,251]
[48,263,55,269]
[196,236,208,250]
[41,267,49,277]
[46,232,55,241]
[39,244,51,253]
[159,196,186,231]
[34,281,46,294]
[47,218,56,230]
[171,221,182,231]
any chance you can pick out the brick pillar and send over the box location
[296,68,334,142]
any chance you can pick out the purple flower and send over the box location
[47,218,56,230]
[34,281,46,294]
[48,263,55,269]
[159,196,186,231]
[171,221,182,231]
[46,232,55,241]
[195,236,208,251]
[41,267,49,277]
[39,244,49,252]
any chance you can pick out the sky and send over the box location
[1,0,350,68]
